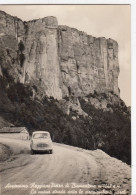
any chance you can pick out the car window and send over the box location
[33,133,49,139]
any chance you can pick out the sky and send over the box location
[0,5,131,106]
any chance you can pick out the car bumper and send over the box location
[31,146,53,151]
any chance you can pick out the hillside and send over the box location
[0,74,131,164]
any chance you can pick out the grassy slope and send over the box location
[0,75,131,164]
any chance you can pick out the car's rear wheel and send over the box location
[49,150,53,154]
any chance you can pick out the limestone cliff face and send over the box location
[0,11,120,100]
[58,26,119,97]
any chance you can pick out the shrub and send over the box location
[18,40,25,53]
[19,53,25,67]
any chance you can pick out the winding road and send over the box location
[0,136,131,195]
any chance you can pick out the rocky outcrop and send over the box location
[0,10,120,100]
[58,26,119,98]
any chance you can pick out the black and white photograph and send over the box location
[0,3,132,195]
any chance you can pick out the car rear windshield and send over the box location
[33,133,49,139]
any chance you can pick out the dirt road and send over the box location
[0,136,131,195]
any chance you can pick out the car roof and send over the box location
[32,131,50,134]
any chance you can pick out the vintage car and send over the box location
[30,131,53,154]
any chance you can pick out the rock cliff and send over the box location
[0,10,120,100]
[0,12,131,166]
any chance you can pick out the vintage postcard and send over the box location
[0,3,132,195]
